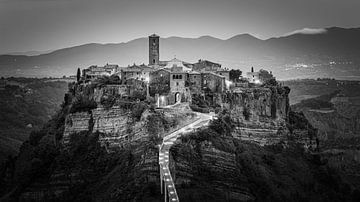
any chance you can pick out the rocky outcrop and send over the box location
[93,107,148,150]
[63,106,148,150]
[304,109,360,140]
[170,132,354,202]
[170,139,255,201]
[222,87,289,125]
[63,111,92,144]
[221,86,291,145]
[233,127,280,146]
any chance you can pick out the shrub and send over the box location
[70,95,97,113]
[100,95,117,109]
[190,104,210,113]
[131,102,147,121]
[243,106,251,120]
[29,130,47,146]
[132,90,146,101]
[209,111,234,136]
[262,78,278,87]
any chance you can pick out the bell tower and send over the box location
[149,34,159,65]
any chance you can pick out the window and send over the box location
[173,75,175,79]
[179,75,182,79]
[176,82,179,86]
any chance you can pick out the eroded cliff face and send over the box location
[170,133,353,202]
[304,109,360,140]
[63,111,92,144]
[220,86,291,145]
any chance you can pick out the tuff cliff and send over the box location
[221,87,290,145]
[0,82,329,202]
[215,86,315,147]
[168,114,354,202]
[0,81,200,201]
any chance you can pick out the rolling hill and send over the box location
[0,27,359,80]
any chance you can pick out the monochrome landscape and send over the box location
[0,0,360,201]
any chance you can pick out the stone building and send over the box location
[170,71,188,101]
[216,69,230,81]
[150,68,171,81]
[121,64,153,81]
[193,59,222,72]
[83,64,120,80]
[201,72,226,93]
[246,67,275,84]
[188,71,201,86]
[246,67,260,84]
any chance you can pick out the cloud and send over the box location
[284,28,327,36]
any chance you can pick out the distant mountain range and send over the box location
[1,27,359,80]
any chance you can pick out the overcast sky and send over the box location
[0,0,359,54]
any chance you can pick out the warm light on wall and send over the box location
[144,76,150,83]
[225,80,233,89]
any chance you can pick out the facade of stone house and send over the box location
[170,72,188,93]
[193,59,222,72]
[188,71,201,93]
[83,64,119,80]
[246,67,261,84]
[121,64,153,81]
[150,68,171,82]
[201,72,226,93]
[216,69,230,81]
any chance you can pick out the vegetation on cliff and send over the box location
[0,82,163,201]
[0,78,68,163]
[171,110,359,202]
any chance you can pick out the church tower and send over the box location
[149,34,159,65]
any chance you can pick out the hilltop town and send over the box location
[77,34,276,108]
[1,35,326,202]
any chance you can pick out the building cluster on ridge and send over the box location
[80,34,275,106]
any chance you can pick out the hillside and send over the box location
[0,78,68,164]
[1,27,360,80]
[2,75,359,201]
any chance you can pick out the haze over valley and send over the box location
[1,27,359,80]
